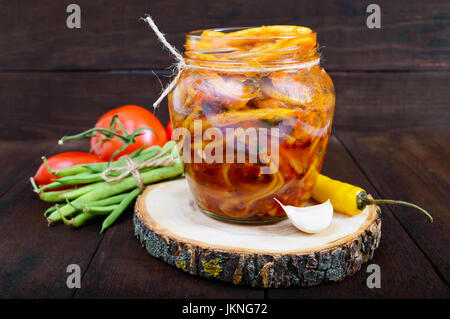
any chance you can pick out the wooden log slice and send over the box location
[134,178,381,288]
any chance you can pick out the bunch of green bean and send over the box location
[31,141,183,233]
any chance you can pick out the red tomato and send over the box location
[166,121,173,140]
[90,105,168,161]
[34,152,102,187]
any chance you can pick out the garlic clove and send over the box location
[274,198,334,234]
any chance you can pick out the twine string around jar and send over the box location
[141,15,321,108]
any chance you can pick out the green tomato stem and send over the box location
[57,116,155,162]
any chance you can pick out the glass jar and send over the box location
[168,26,335,223]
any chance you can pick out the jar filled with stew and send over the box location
[168,26,335,223]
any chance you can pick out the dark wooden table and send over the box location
[0,0,448,298]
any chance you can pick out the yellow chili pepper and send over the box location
[312,174,433,222]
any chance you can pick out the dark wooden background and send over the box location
[0,0,448,298]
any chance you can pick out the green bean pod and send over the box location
[78,146,161,173]
[39,182,99,202]
[70,212,97,227]
[48,145,160,178]
[82,193,130,207]
[80,205,118,214]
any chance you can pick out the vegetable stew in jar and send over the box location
[169,26,335,223]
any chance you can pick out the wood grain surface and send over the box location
[0,140,104,298]
[267,136,449,298]
[337,128,450,284]
[132,179,381,288]
[1,72,448,141]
